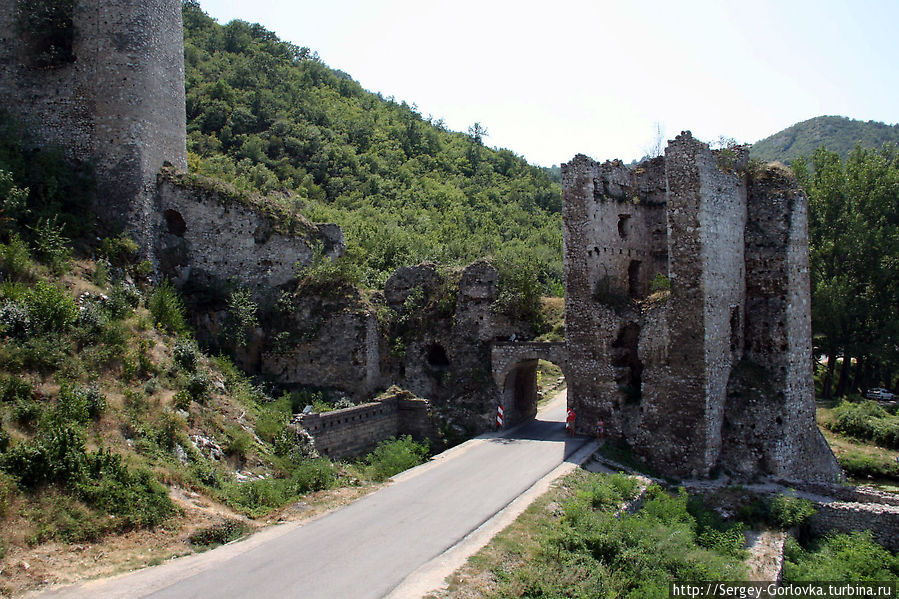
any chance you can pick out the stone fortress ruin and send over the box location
[0,0,843,484]
[0,0,343,286]
[561,135,841,482]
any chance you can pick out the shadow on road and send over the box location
[489,416,590,462]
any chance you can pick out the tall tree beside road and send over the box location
[793,144,899,397]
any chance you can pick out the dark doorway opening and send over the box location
[426,343,450,369]
[611,323,643,402]
[501,359,566,428]
[164,209,187,236]
[628,260,642,299]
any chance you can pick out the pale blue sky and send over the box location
[196,0,899,167]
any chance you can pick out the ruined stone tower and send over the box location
[562,132,841,482]
[0,0,187,250]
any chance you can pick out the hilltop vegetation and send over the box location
[181,1,563,291]
[751,116,899,164]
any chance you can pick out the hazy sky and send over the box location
[196,0,898,167]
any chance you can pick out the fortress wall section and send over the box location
[0,0,187,245]
[154,170,344,292]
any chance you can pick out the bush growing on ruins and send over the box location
[649,273,671,293]
[767,494,816,530]
[98,234,139,267]
[223,288,258,347]
[295,248,363,295]
[493,258,543,329]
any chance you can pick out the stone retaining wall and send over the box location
[298,391,434,460]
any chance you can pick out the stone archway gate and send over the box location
[491,341,568,390]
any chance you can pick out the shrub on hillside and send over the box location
[106,281,141,319]
[828,400,899,449]
[54,382,106,424]
[0,426,175,530]
[188,519,250,549]
[98,234,139,267]
[0,234,32,281]
[28,216,71,273]
[173,338,200,372]
[784,530,899,580]
[360,435,429,482]
[147,280,188,334]
[23,281,77,334]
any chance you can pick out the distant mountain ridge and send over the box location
[751,115,899,163]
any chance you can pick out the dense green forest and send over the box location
[181,1,563,292]
[752,116,899,164]
[794,145,899,396]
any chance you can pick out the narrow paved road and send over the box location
[36,392,589,599]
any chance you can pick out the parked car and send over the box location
[865,388,896,401]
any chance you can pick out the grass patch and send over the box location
[440,471,747,598]
[818,406,899,483]
[784,531,899,581]
[825,400,899,449]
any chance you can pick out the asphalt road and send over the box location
[35,392,588,599]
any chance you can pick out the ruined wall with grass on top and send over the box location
[155,168,345,292]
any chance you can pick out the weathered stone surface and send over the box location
[562,132,841,483]
[297,387,436,459]
[262,293,380,401]
[0,0,187,253]
[154,170,344,292]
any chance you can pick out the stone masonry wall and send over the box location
[262,306,380,401]
[720,166,841,480]
[298,392,434,459]
[562,132,840,482]
[0,0,187,249]
[154,171,345,292]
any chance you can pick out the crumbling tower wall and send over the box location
[0,0,187,248]
[720,165,840,480]
[563,132,840,482]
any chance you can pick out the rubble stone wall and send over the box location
[299,393,433,459]
[0,0,187,248]
[154,172,344,292]
[562,132,840,482]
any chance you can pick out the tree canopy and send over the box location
[794,144,899,395]
[181,1,562,291]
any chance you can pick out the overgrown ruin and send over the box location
[562,134,841,482]
[0,0,844,482]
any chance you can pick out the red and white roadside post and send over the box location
[496,405,504,430]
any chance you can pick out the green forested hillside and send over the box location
[751,116,899,164]
[182,1,562,291]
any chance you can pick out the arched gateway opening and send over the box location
[491,342,568,429]
[501,359,567,427]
